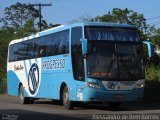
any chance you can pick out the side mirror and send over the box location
[143,41,154,59]
[81,38,88,55]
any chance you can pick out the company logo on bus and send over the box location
[28,63,40,95]
[107,81,118,89]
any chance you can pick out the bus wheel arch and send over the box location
[60,82,67,101]
[60,82,74,110]
[18,83,33,104]
[18,83,27,104]
[18,83,22,92]
[18,82,23,98]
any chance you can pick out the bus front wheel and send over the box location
[62,86,73,110]
[19,85,33,104]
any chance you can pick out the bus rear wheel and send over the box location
[19,85,33,104]
[62,86,73,110]
[108,102,120,110]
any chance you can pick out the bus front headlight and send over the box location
[86,82,101,89]
[134,83,145,89]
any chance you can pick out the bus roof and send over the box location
[71,22,136,28]
[9,22,136,45]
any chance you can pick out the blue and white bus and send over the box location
[7,22,145,109]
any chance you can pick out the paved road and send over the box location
[0,95,160,120]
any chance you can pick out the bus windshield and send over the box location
[85,26,140,42]
[85,27,144,81]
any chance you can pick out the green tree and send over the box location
[39,20,49,31]
[148,26,160,45]
[15,18,38,38]
[0,2,49,31]
[69,14,92,24]
[92,8,148,34]
[1,2,39,29]
[0,28,15,85]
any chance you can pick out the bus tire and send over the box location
[19,85,34,104]
[62,86,73,110]
[108,102,120,110]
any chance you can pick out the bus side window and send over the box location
[39,48,46,57]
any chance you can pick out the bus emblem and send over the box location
[107,81,118,89]
[28,63,39,95]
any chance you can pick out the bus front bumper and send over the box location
[82,88,144,102]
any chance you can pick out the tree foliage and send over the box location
[69,14,92,24]
[92,8,148,33]
[148,26,160,45]
[1,2,39,29]
[0,28,15,81]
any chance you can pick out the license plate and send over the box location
[113,94,123,99]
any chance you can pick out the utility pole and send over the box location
[30,3,52,31]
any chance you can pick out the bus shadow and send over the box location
[34,99,62,105]
[33,100,160,111]
[78,102,160,111]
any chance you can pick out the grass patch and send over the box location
[144,65,160,102]
[145,65,160,81]
[0,77,7,94]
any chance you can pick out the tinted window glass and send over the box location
[9,30,69,62]
[71,27,84,81]
[85,26,140,42]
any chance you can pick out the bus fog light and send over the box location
[86,82,100,89]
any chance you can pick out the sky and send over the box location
[1,0,160,27]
